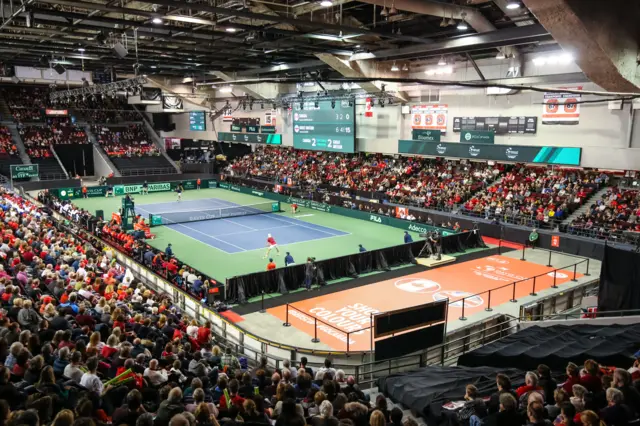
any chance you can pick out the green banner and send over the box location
[460,130,495,144]
[246,125,260,133]
[206,180,218,188]
[150,215,163,226]
[56,188,76,200]
[114,182,171,195]
[218,132,282,145]
[230,124,242,132]
[181,180,197,190]
[411,129,441,142]
[261,126,276,134]
[11,164,39,179]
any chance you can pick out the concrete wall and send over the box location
[92,146,114,178]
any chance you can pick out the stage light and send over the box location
[226,28,238,33]
[506,2,520,9]
[320,0,333,6]
[152,17,163,24]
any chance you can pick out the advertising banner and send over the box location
[114,182,171,195]
[453,116,537,134]
[411,129,441,142]
[410,104,448,132]
[459,130,495,144]
[543,87,582,125]
[397,140,581,166]
[264,111,276,128]
[10,164,39,179]
[218,132,282,145]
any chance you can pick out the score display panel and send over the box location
[292,100,355,153]
[189,111,206,131]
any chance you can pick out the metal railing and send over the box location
[354,316,519,388]
[455,240,590,321]
[119,167,178,176]
[520,308,640,322]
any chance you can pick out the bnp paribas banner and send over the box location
[397,140,581,166]
[114,182,171,195]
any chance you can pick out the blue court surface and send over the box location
[136,197,350,254]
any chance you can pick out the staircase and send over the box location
[561,185,611,225]
[0,97,12,123]
[7,124,32,165]
[49,146,70,179]
[132,104,181,173]
[84,124,120,177]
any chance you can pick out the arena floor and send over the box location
[71,188,425,281]
[238,248,601,352]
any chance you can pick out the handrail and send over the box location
[519,308,640,322]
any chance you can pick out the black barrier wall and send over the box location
[226,231,486,304]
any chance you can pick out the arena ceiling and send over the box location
[0,0,554,79]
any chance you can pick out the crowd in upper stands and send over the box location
[18,120,88,158]
[0,126,18,157]
[568,187,640,240]
[93,125,159,158]
[2,86,141,124]
[457,360,640,426]
[228,146,500,211]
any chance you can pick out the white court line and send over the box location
[174,223,247,252]
[222,218,257,231]
[265,214,345,236]
[213,224,299,237]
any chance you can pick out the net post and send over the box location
[311,317,320,343]
[283,304,291,327]
[485,290,493,312]
[459,298,467,321]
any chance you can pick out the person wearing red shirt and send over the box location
[516,371,544,399]
[219,379,245,411]
[196,321,211,345]
[580,359,602,394]
[562,362,581,396]
[266,258,276,271]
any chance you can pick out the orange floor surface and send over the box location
[267,255,582,351]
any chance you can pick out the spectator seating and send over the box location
[0,126,24,179]
[568,187,640,240]
[462,166,607,228]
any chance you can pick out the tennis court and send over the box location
[71,187,426,281]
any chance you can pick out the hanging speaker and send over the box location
[53,63,66,75]
[112,42,128,58]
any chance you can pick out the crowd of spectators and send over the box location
[0,186,430,426]
[93,125,159,157]
[455,360,640,426]
[461,166,608,228]
[227,146,499,211]
[18,120,87,159]
[2,86,142,124]
[567,187,640,240]
[0,126,18,157]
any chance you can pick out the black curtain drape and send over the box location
[225,231,486,303]
[54,143,95,176]
[597,244,640,313]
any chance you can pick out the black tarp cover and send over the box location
[598,243,640,312]
[377,365,525,425]
[457,324,640,372]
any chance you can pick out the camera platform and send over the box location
[416,255,455,268]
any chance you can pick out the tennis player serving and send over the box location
[263,233,280,258]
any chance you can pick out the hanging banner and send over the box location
[542,87,582,125]
[411,104,448,132]
[264,111,276,128]
[365,98,374,118]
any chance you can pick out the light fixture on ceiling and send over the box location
[402,63,409,71]
[320,0,333,7]
[389,1,398,15]
[380,6,388,17]
[448,15,456,26]
[226,27,238,32]
[440,16,447,27]
[150,65,157,69]
[391,62,399,72]
[78,47,85,52]
[152,17,163,24]
[438,56,447,66]
[496,50,506,60]
[219,85,233,93]
[457,12,468,30]
[506,2,520,9]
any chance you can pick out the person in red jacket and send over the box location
[580,359,602,394]
[562,362,581,396]
[516,371,544,399]
[196,321,211,345]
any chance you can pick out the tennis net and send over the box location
[148,201,281,226]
